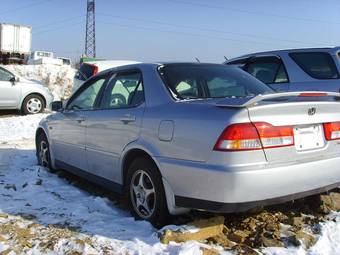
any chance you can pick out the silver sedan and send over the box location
[36,63,340,225]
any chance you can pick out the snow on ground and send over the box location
[0,113,47,142]
[6,64,76,100]
[264,213,340,255]
[0,114,339,254]
[0,114,215,254]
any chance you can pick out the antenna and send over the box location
[85,0,96,58]
[224,56,228,61]
[195,57,200,63]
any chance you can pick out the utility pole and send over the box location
[85,0,96,58]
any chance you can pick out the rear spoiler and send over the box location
[215,91,340,108]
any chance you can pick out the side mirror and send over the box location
[9,77,16,85]
[51,101,63,112]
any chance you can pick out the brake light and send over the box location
[323,122,340,140]
[214,122,294,151]
[298,92,328,97]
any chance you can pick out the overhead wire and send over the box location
[97,12,328,46]
[167,0,340,25]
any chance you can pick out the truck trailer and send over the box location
[0,23,32,64]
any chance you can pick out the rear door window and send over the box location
[289,52,339,79]
[159,64,273,99]
[245,57,289,84]
[100,71,144,109]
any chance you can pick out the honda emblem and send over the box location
[308,107,316,116]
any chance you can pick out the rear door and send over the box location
[84,70,145,183]
[244,56,290,92]
[0,67,21,108]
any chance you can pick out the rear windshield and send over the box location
[289,52,339,80]
[75,64,96,81]
[159,64,273,100]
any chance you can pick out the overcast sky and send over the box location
[1,0,340,63]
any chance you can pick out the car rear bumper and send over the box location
[174,182,340,212]
[157,155,340,212]
[44,92,54,110]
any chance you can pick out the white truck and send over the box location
[0,23,32,64]
[27,51,63,65]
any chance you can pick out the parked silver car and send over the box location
[36,63,340,225]
[225,47,340,93]
[0,65,53,114]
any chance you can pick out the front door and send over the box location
[53,75,107,171]
[85,70,145,184]
[0,67,20,108]
[244,56,290,92]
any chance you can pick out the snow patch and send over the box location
[6,64,76,100]
[309,213,340,254]
[0,114,47,142]
[159,224,201,234]
[264,212,340,255]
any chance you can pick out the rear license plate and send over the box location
[293,124,325,151]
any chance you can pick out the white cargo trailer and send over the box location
[0,23,32,64]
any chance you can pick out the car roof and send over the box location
[95,62,230,76]
[83,60,140,68]
[226,46,340,62]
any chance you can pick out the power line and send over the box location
[33,21,85,36]
[33,16,83,30]
[167,0,340,25]
[0,0,54,15]
[97,12,328,46]
[96,20,298,48]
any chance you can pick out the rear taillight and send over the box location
[253,122,294,149]
[213,123,262,151]
[92,65,99,76]
[323,122,340,140]
[214,122,294,151]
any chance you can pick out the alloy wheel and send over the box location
[130,170,156,219]
[39,140,49,167]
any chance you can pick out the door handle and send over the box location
[75,116,85,123]
[120,114,136,123]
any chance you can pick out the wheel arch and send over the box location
[121,147,189,215]
[35,124,57,169]
[35,127,48,149]
[122,148,159,187]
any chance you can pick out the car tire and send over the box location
[22,94,45,115]
[36,132,54,172]
[126,157,170,226]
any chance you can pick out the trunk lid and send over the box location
[248,100,340,164]
[215,92,340,164]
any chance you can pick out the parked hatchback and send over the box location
[0,65,53,114]
[36,63,340,225]
[225,47,340,93]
